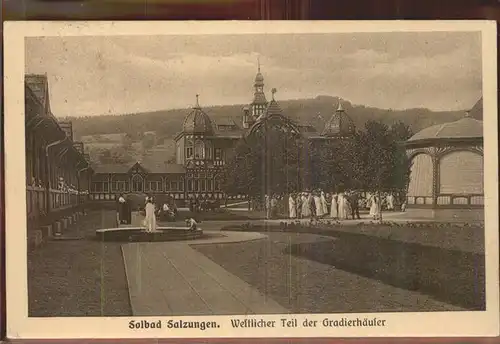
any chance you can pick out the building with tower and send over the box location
[88,62,357,205]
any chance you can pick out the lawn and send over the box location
[28,210,132,317]
[194,232,465,314]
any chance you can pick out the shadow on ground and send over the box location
[285,230,485,310]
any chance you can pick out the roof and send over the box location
[92,161,185,174]
[25,74,48,105]
[254,72,264,85]
[252,92,267,105]
[321,104,356,137]
[182,96,215,135]
[469,97,483,120]
[213,117,237,126]
[408,116,483,142]
[264,99,282,117]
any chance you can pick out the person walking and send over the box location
[288,193,297,219]
[144,197,157,232]
[330,193,338,219]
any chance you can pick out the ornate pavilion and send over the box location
[89,64,356,204]
[405,97,484,221]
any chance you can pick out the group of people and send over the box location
[279,190,398,221]
[143,196,196,232]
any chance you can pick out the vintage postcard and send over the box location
[4,20,499,339]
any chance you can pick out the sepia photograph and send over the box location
[4,21,499,339]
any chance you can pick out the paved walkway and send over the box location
[121,231,288,316]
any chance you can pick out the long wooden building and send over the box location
[25,74,92,234]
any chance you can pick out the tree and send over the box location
[309,134,365,192]
[357,120,412,219]
[222,121,308,200]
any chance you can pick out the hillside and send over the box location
[62,95,466,140]
[60,95,468,165]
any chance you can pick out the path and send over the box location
[121,231,288,316]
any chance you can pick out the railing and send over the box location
[89,191,247,202]
[407,194,484,207]
[27,186,85,226]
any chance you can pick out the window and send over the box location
[187,180,193,192]
[193,180,200,192]
[92,182,103,192]
[194,140,205,159]
[201,179,206,191]
[207,179,213,191]
[215,148,222,160]
[180,179,184,191]
[113,181,128,192]
[170,180,178,191]
[186,147,193,159]
[205,142,213,159]
[132,175,143,192]
[148,181,162,192]
[214,179,221,191]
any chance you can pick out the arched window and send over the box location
[407,154,433,197]
[439,151,483,194]
[194,140,205,159]
[131,174,144,193]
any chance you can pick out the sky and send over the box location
[25,32,482,117]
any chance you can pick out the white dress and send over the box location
[144,202,157,232]
[314,196,323,216]
[289,196,297,219]
[337,194,346,219]
[370,197,380,219]
[330,194,338,218]
[301,195,311,217]
[387,194,394,210]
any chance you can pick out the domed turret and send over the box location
[321,102,356,137]
[182,95,214,135]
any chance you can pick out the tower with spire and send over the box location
[244,57,268,128]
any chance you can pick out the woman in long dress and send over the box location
[338,193,351,220]
[320,191,328,216]
[330,193,338,219]
[369,195,381,220]
[144,198,157,232]
[314,192,323,217]
[288,194,297,219]
[337,193,346,219]
[296,193,303,219]
[302,193,311,218]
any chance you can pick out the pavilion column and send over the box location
[432,154,439,208]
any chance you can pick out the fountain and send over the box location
[95,226,204,242]
[96,209,204,242]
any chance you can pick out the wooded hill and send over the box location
[62,95,467,141]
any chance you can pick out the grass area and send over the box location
[213,223,485,310]
[220,221,485,253]
[194,232,463,313]
[28,210,131,317]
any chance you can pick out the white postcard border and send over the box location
[4,20,499,339]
